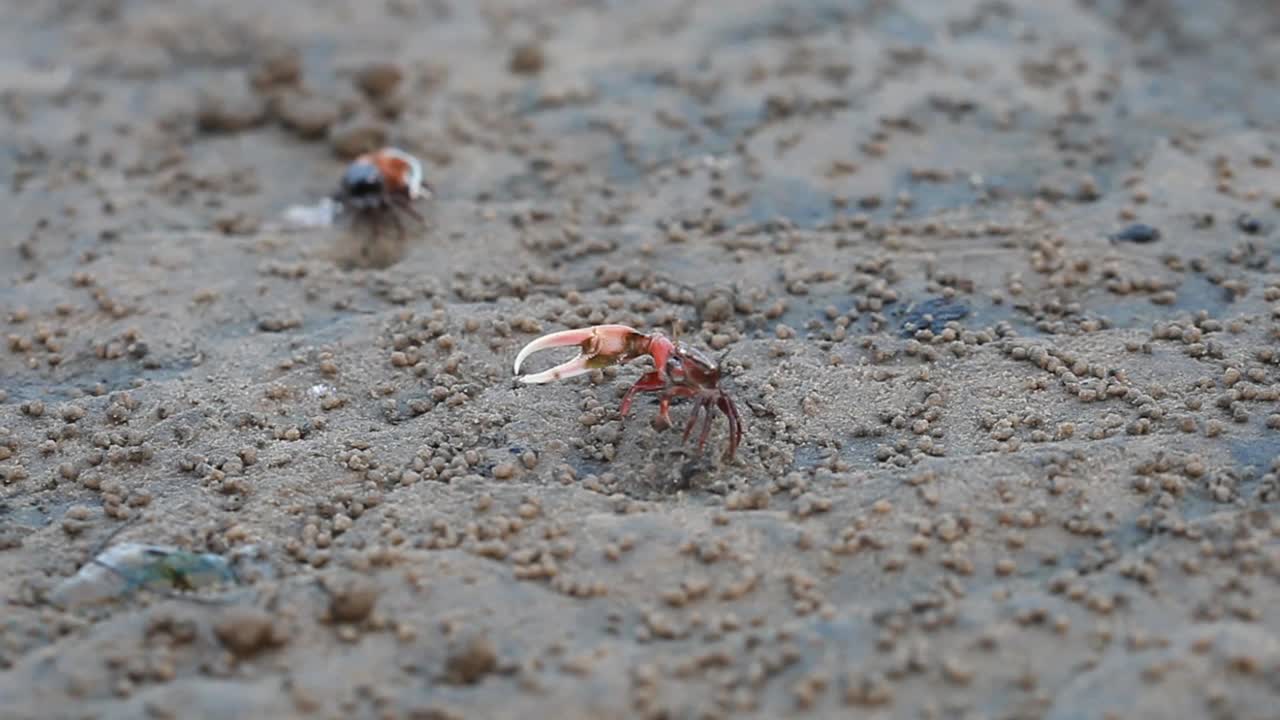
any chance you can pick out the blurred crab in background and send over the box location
[514,324,743,461]
[332,146,432,240]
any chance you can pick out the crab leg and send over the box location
[387,206,405,240]
[390,194,427,224]
[719,395,742,460]
[697,399,717,450]
[513,324,644,384]
[618,370,666,416]
[682,401,704,443]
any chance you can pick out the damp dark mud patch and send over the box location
[788,444,826,473]
[514,69,763,190]
[895,297,971,337]
[742,176,846,230]
[0,355,201,403]
[1228,435,1278,478]
[765,285,1030,343]
[788,435,889,471]
[0,492,96,550]
[1088,272,1241,331]
[717,0,865,44]
[0,500,53,530]
[1083,0,1280,127]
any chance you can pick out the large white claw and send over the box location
[513,324,638,384]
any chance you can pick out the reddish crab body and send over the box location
[333,147,432,240]
[513,324,743,460]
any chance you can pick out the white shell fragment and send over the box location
[49,542,261,609]
[282,197,338,228]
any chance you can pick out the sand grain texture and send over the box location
[1,1,1278,718]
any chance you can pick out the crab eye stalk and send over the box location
[666,355,686,379]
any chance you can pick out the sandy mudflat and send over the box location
[1,1,1278,718]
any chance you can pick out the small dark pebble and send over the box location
[214,607,283,657]
[444,633,498,685]
[329,121,389,160]
[197,89,267,134]
[1236,213,1266,235]
[215,213,261,236]
[328,577,379,623]
[0,527,25,551]
[353,63,403,100]
[275,91,339,140]
[1108,223,1161,244]
[250,49,303,91]
[508,44,545,75]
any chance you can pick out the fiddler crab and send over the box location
[513,324,744,461]
[332,147,433,240]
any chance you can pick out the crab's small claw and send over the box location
[513,324,644,384]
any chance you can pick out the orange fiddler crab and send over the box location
[513,324,743,461]
[333,147,432,240]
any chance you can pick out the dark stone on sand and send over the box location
[1108,223,1161,244]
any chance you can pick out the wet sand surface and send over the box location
[1,1,1279,718]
